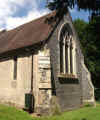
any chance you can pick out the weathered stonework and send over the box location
[36,47,52,113]
[0,56,32,108]
[0,11,95,114]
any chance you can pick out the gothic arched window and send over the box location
[59,23,76,75]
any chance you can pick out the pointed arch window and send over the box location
[59,23,76,75]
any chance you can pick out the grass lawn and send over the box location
[0,104,100,120]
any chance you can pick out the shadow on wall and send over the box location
[59,78,79,84]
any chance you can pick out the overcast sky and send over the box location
[0,0,89,30]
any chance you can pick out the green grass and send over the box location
[0,104,33,120]
[96,101,100,105]
[0,104,100,120]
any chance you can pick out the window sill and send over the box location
[57,73,77,79]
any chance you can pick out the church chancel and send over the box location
[0,11,95,114]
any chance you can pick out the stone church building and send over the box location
[0,11,94,114]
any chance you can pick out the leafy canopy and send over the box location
[73,17,100,90]
[47,0,100,15]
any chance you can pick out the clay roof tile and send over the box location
[0,11,56,54]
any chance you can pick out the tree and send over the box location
[47,0,100,17]
[73,18,100,100]
[73,19,88,54]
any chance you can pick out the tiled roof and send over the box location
[0,11,56,54]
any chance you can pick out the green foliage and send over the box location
[47,0,100,15]
[73,19,88,54]
[84,103,94,107]
[95,88,100,101]
[47,0,75,11]
[73,17,100,100]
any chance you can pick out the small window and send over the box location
[14,56,17,80]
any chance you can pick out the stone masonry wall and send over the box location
[47,13,82,111]
[0,12,95,113]
[0,55,32,108]
[35,47,52,114]
[67,13,95,105]
[47,12,95,111]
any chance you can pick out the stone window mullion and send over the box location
[63,36,66,74]
[60,41,63,73]
[70,37,73,74]
[65,44,68,73]
[67,36,71,74]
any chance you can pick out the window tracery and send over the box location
[59,23,76,75]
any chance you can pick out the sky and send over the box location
[0,0,90,31]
